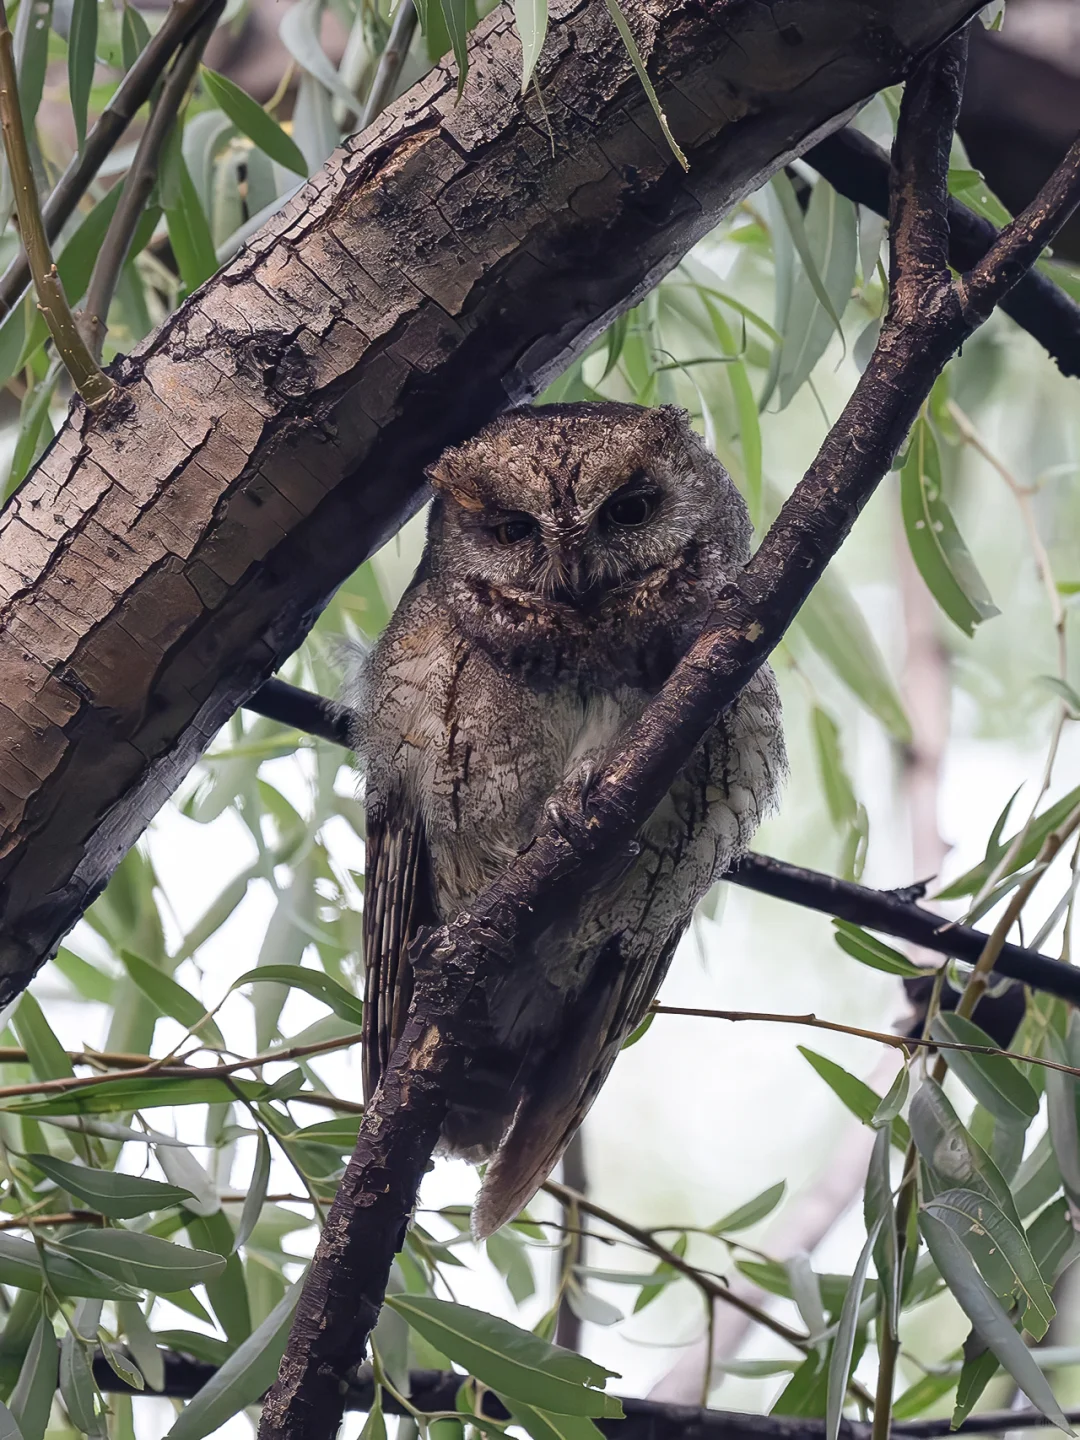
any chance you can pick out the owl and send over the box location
[353,402,785,1238]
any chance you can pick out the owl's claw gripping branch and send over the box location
[257,33,1080,1440]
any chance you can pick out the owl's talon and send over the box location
[577,760,602,813]
[545,796,580,845]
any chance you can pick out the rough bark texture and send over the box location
[0,0,988,995]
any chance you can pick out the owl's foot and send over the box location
[544,759,602,848]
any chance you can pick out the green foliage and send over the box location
[0,1,1076,1436]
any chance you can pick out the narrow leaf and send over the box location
[0,1231,136,1299]
[709,1180,786,1234]
[505,1402,604,1440]
[233,964,364,1026]
[925,1188,1055,1340]
[59,1333,101,1436]
[26,1153,193,1219]
[937,783,1080,899]
[513,0,547,91]
[603,0,686,170]
[773,175,856,408]
[165,1282,301,1440]
[121,951,223,1046]
[162,128,218,293]
[864,1126,899,1336]
[234,1131,271,1252]
[930,1014,1039,1124]
[826,1217,882,1440]
[13,992,75,1080]
[872,1065,910,1129]
[201,68,307,175]
[279,0,361,113]
[386,1295,621,1417]
[832,920,923,978]
[795,567,911,742]
[9,1315,57,1440]
[918,1211,1071,1433]
[909,1079,1021,1228]
[901,418,998,638]
[57,1230,228,1291]
[798,1047,910,1150]
[68,0,98,151]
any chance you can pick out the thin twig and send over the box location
[360,0,417,129]
[0,1029,364,1103]
[0,0,113,406]
[83,2,222,358]
[540,1181,809,1352]
[648,1004,1080,1080]
[0,1210,104,1231]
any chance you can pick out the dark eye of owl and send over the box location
[491,515,536,546]
[601,486,661,529]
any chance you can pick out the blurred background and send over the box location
[1,0,1079,1435]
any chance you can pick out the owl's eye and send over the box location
[491,515,536,546]
[602,489,660,529]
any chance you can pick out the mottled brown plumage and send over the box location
[352,402,785,1236]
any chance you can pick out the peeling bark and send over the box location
[0,0,985,992]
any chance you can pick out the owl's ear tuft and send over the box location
[426,455,485,512]
[652,405,694,439]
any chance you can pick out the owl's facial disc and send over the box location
[474,471,668,608]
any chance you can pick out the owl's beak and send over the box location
[549,551,597,608]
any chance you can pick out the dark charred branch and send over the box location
[727,855,1080,1003]
[806,126,1080,377]
[257,33,1080,1440]
[88,1357,1080,1440]
[0,0,997,1004]
[248,677,355,748]
[243,679,1080,1004]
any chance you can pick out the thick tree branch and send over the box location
[806,126,1080,377]
[0,0,992,1003]
[257,42,1080,1440]
[243,678,1080,1003]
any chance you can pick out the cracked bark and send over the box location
[0,0,990,995]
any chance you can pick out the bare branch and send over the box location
[0,0,222,315]
[0,0,112,405]
[807,127,1080,378]
[83,4,223,358]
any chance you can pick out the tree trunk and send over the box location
[0,0,983,995]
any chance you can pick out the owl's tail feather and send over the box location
[470,967,625,1240]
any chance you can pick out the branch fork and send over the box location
[257,26,1080,1440]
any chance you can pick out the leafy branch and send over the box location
[0,0,112,406]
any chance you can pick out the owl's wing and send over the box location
[471,931,680,1239]
[362,798,437,1102]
